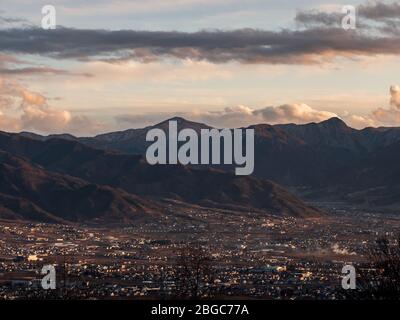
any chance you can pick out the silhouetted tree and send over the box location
[344,235,400,300]
[173,243,215,299]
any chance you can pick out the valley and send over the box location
[0,204,398,299]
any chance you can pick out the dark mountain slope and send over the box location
[21,117,376,186]
[13,117,400,209]
[0,132,323,217]
[0,151,160,223]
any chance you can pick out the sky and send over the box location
[1,0,400,135]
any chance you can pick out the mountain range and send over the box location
[0,127,323,222]
[22,116,400,203]
[3,116,400,223]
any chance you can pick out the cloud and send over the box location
[115,85,400,130]
[20,89,46,106]
[0,15,30,28]
[20,105,72,132]
[297,2,400,25]
[59,0,236,16]
[79,59,230,83]
[17,106,103,135]
[0,53,21,64]
[344,85,400,128]
[295,10,343,27]
[2,1,400,66]
[0,77,103,135]
[370,107,400,126]
[296,2,400,35]
[0,66,92,77]
[3,76,399,133]
[116,103,338,128]
[0,53,92,78]
[0,110,20,131]
[358,2,400,20]
[254,103,337,124]
[3,82,400,134]
[345,114,377,128]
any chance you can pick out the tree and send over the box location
[345,235,400,300]
[173,243,215,299]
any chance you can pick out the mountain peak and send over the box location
[161,116,200,126]
[167,116,187,122]
[319,117,348,129]
[154,117,212,131]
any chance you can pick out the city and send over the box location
[1,202,397,300]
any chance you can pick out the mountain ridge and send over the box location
[7,116,400,211]
[0,150,161,223]
[0,131,323,221]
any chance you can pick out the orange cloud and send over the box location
[0,77,103,135]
